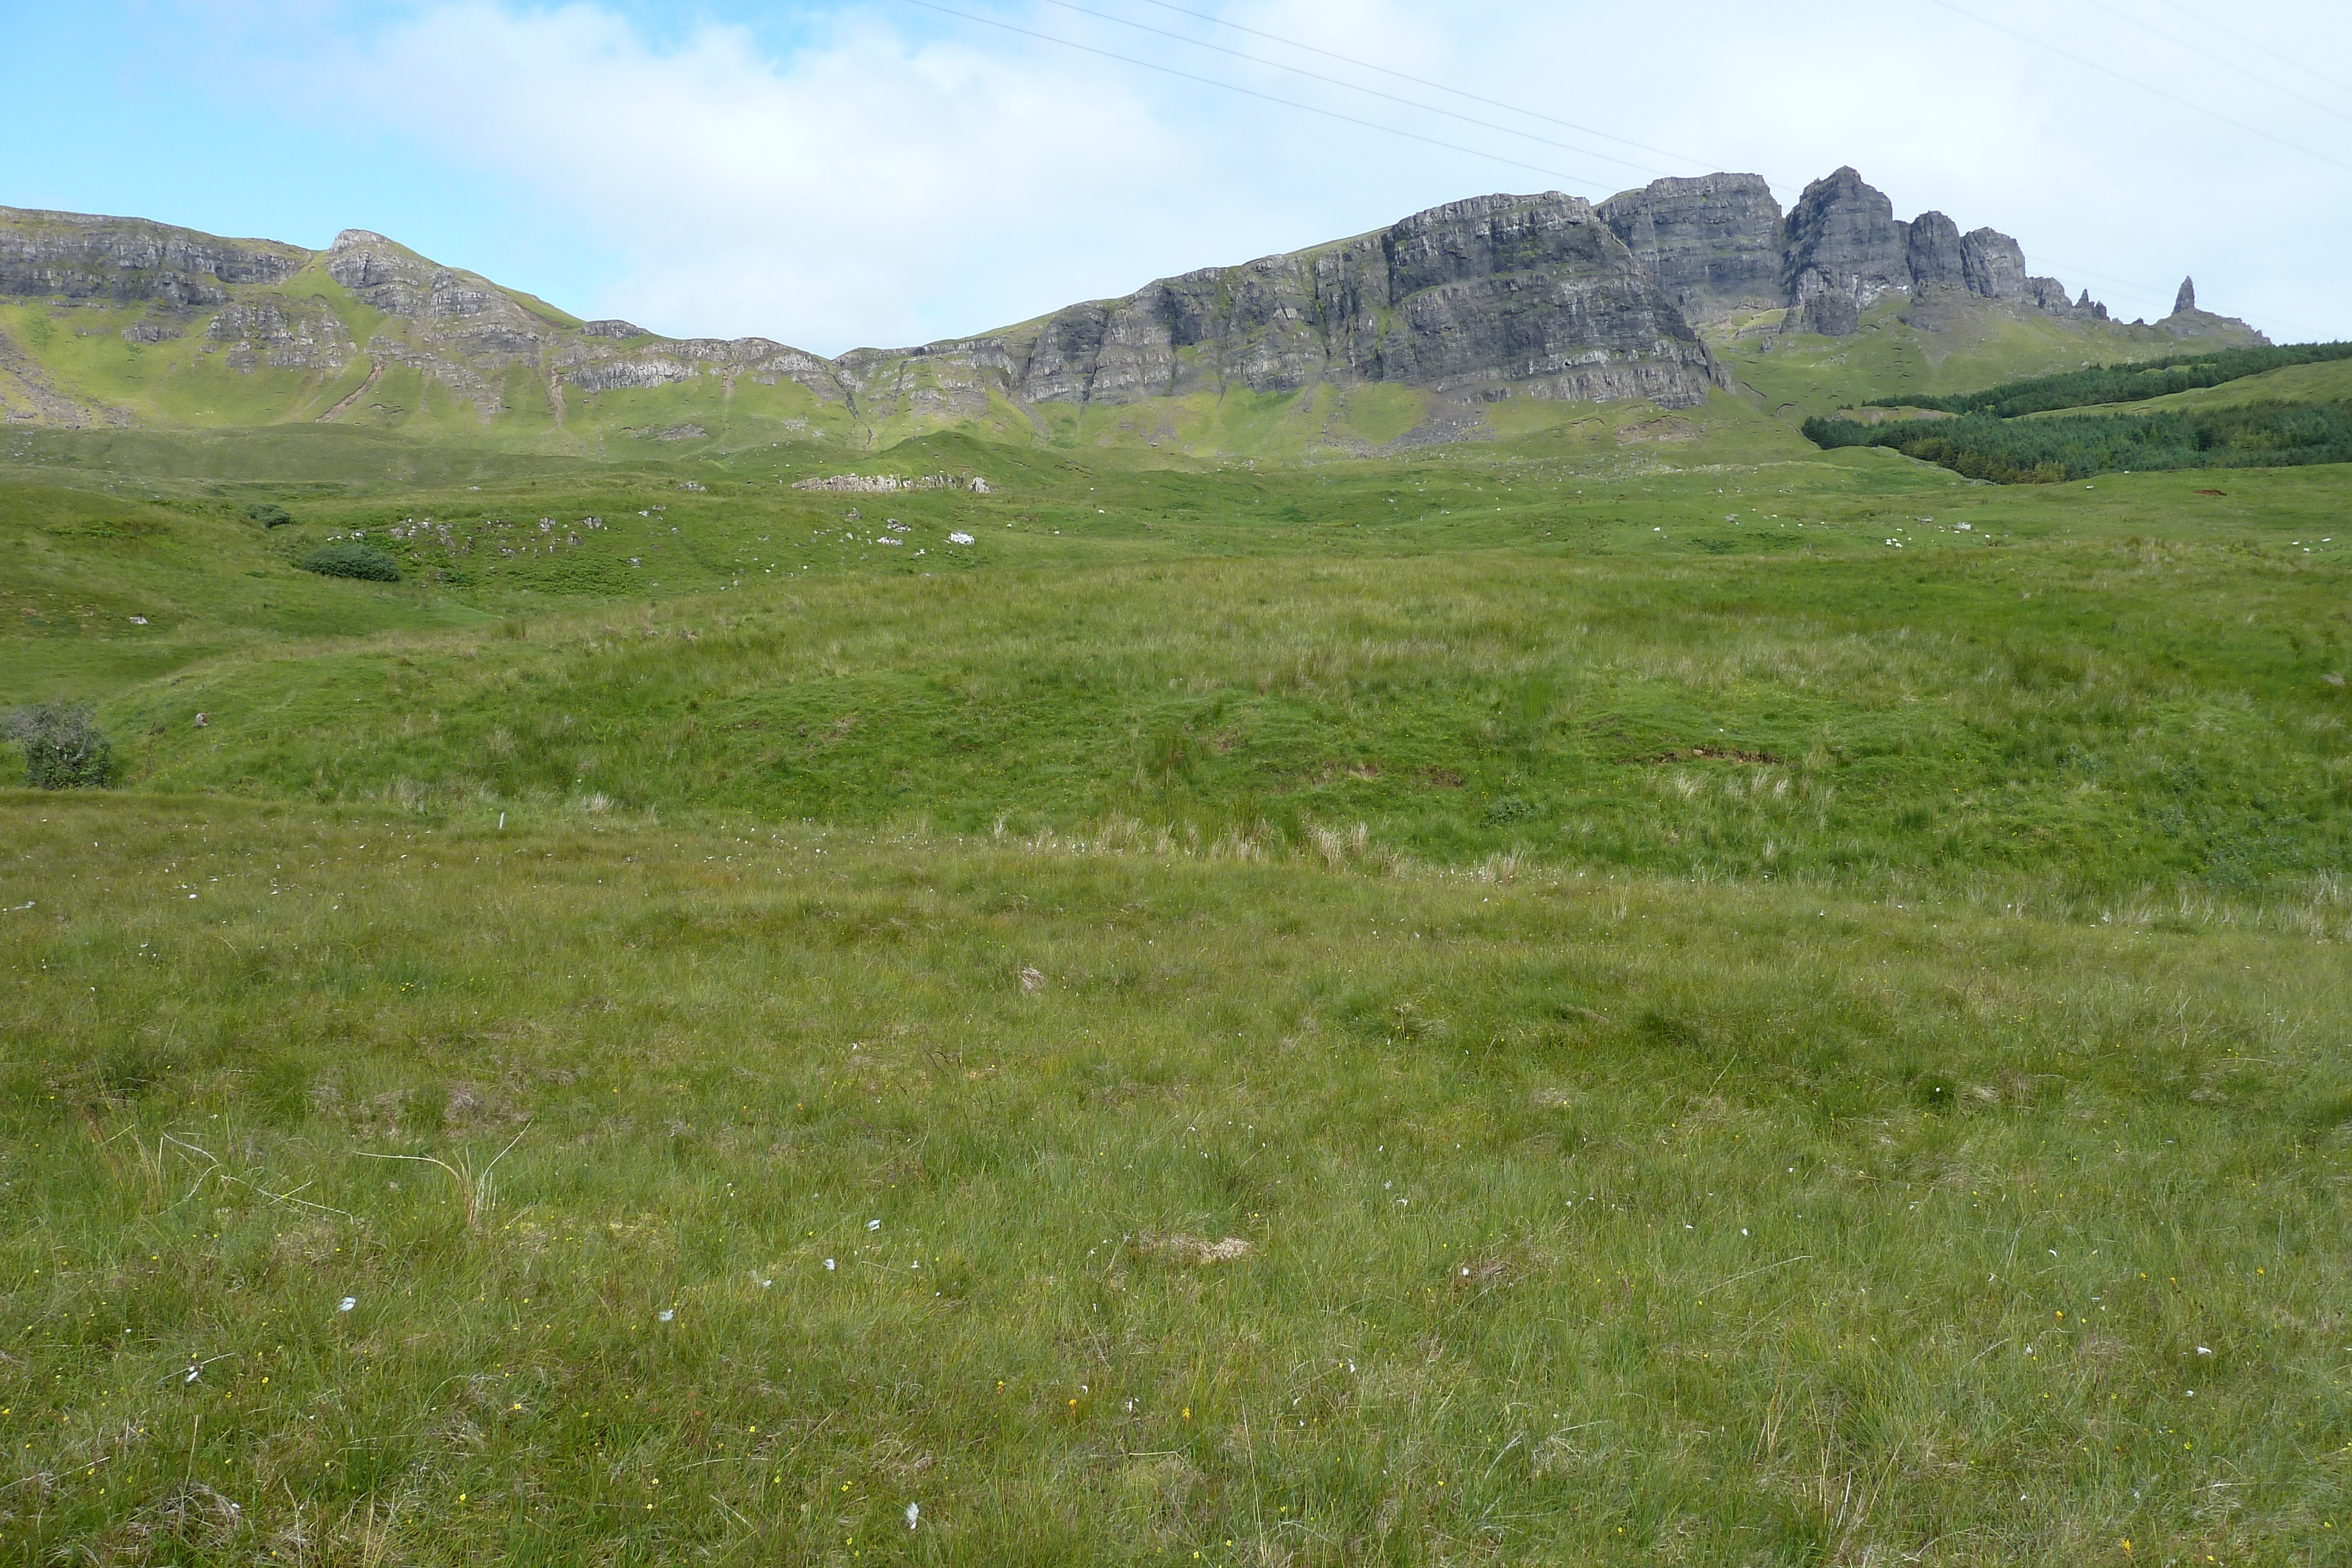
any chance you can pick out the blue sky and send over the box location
[8,1,2348,353]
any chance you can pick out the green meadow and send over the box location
[4,402,2351,1564]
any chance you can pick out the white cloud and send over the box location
[339,3,1205,349]
[318,0,2351,350]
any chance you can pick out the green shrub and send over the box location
[300,543,401,582]
[245,502,294,529]
[2,700,112,789]
[1482,795,1535,826]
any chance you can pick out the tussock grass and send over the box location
[3,794,2348,1564]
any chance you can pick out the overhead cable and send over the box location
[2146,0,2352,104]
[896,0,1614,192]
[1123,0,1740,178]
[1031,0,1684,179]
[1920,0,2352,174]
[2073,0,2352,128]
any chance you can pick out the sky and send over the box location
[6,0,2349,355]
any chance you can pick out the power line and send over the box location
[1124,0,1742,180]
[2073,0,2352,128]
[896,0,1616,192]
[1919,0,2352,174]
[2021,253,2165,300]
[903,0,2330,336]
[2146,0,2352,104]
[1030,0,1683,180]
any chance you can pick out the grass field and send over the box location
[4,396,2351,1563]
[4,795,2349,1565]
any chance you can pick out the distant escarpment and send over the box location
[0,194,1721,439]
[1601,166,2263,348]
[0,168,2266,446]
[841,192,1728,422]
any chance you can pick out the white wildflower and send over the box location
[824,1258,836,1271]
[905,1502,920,1530]
[657,1309,674,1323]
[338,1296,356,1313]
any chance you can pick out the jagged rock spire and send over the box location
[2174,276,2197,315]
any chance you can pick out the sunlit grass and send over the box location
[3,794,2348,1564]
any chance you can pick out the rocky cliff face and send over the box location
[0,209,306,309]
[1779,168,1916,336]
[1595,168,2176,343]
[1596,174,1786,325]
[824,192,1726,420]
[0,195,1725,434]
[0,178,2269,440]
[1762,168,2123,339]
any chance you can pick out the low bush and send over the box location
[245,502,294,528]
[300,543,401,582]
[2,700,112,788]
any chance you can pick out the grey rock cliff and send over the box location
[1640,166,2116,339]
[1960,228,2026,300]
[1596,174,1785,323]
[0,208,305,308]
[0,182,2269,437]
[824,192,1728,421]
[1780,167,1915,336]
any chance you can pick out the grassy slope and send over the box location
[2091,357,2352,416]
[11,443,2338,894]
[1715,300,2234,419]
[3,359,2351,1563]
[2,795,2347,1566]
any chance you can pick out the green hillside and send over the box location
[1712,297,2254,420]
[2117,355,2352,415]
[1800,341,2352,483]
[4,230,2350,1564]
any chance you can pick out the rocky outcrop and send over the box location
[1905,212,1966,290]
[1962,228,2027,300]
[0,207,305,309]
[1779,168,1916,336]
[1596,174,1785,324]
[0,183,2269,437]
[791,473,990,493]
[1709,168,2119,339]
[2156,276,2264,343]
[206,299,355,372]
[828,192,1726,418]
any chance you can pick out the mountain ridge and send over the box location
[0,169,2266,457]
